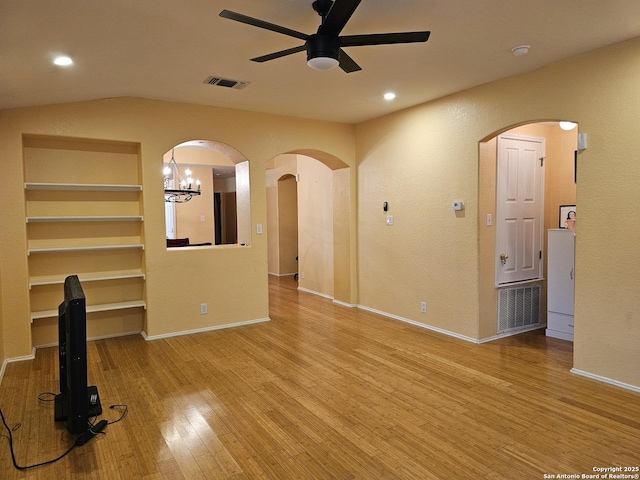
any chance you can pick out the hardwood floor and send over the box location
[1,275,639,479]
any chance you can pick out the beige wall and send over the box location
[356,37,640,388]
[277,176,298,275]
[332,167,353,305]
[0,98,356,357]
[2,36,640,390]
[0,264,4,366]
[297,155,334,297]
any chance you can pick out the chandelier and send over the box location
[163,149,201,203]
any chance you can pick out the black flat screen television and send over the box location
[54,275,102,434]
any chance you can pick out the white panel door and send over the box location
[496,134,545,284]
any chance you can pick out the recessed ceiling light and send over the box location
[53,56,73,66]
[383,92,396,101]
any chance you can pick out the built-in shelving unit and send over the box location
[23,135,146,346]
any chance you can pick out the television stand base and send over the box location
[54,385,103,422]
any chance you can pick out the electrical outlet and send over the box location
[200,303,208,315]
[421,302,427,313]
[301,272,305,279]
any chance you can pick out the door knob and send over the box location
[500,253,509,265]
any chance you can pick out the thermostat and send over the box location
[452,201,464,211]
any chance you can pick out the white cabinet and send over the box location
[546,229,575,341]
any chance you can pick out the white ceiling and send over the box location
[2,0,640,124]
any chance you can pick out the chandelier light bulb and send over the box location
[163,148,204,203]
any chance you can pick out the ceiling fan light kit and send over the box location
[308,55,340,70]
[306,34,340,70]
[220,0,430,73]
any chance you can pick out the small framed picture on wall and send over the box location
[559,205,576,229]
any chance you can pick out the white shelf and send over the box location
[28,244,144,255]
[26,215,143,223]
[31,300,147,322]
[29,270,146,288]
[25,182,142,192]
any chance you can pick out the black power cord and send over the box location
[0,407,77,470]
[0,402,128,470]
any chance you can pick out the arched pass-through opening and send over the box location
[265,150,354,306]
[163,139,251,248]
[478,120,578,341]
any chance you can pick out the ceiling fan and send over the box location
[219,0,430,73]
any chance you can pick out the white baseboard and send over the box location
[333,299,356,308]
[0,347,36,386]
[297,286,333,300]
[571,368,640,393]
[357,305,546,344]
[356,305,480,344]
[142,317,270,341]
[268,272,297,277]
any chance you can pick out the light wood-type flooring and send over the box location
[1,275,639,479]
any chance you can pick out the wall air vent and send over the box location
[203,76,250,90]
[498,285,541,334]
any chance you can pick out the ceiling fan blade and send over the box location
[251,45,307,63]
[340,31,430,47]
[318,0,361,36]
[338,49,361,73]
[220,10,309,41]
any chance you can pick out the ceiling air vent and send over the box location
[203,76,250,90]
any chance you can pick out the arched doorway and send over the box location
[478,121,578,340]
[265,151,354,305]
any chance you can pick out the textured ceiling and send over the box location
[2,0,640,124]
